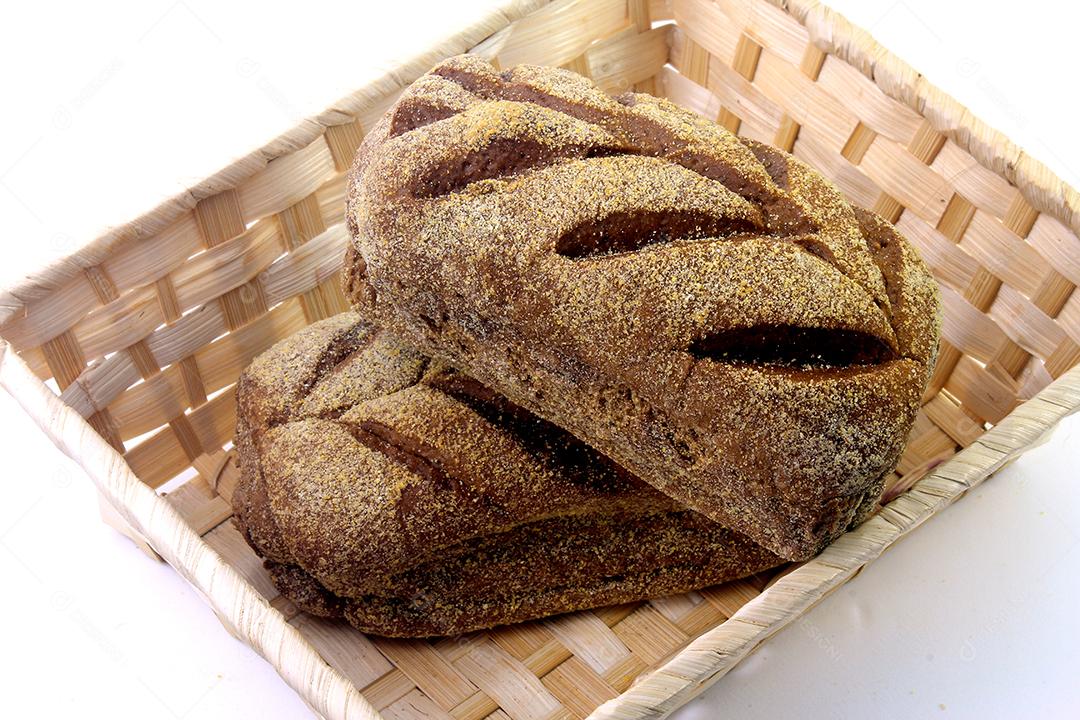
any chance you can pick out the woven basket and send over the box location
[2,0,1079,717]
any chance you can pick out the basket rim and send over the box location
[1,1,1080,719]
[2,0,1080,329]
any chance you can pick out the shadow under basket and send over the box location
[3,1,1080,718]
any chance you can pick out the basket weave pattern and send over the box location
[1,1,1079,718]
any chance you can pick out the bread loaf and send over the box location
[345,55,941,561]
[233,312,781,636]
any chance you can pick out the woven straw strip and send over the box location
[470,0,626,68]
[55,177,344,417]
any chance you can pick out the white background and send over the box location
[1,1,1078,717]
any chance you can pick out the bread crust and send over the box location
[266,509,774,637]
[233,312,781,636]
[346,56,940,560]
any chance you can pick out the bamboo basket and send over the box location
[2,0,1079,717]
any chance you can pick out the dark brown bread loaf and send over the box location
[345,55,941,561]
[233,312,781,636]
[267,509,771,637]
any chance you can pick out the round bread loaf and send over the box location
[233,312,781,636]
[345,55,941,561]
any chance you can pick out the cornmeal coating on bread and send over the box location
[233,312,781,636]
[345,56,941,560]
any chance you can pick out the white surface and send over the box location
[1,1,1078,718]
